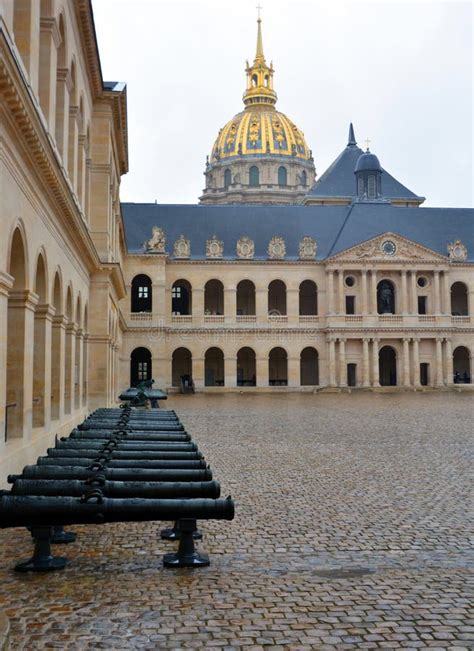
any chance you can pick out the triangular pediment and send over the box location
[329,232,447,262]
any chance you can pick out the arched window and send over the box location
[268,280,287,315]
[249,166,260,187]
[204,279,224,315]
[236,280,256,315]
[368,175,376,198]
[237,347,256,386]
[379,346,397,386]
[172,280,192,315]
[453,346,471,384]
[451,282,468,315]
[299,280,318,315]
[358,177,364,196]
[252,74,258,87]
[131,274,152,313]
[269,347,288,386]
[300,347,319,386]
[278,166,287,187]
[172,347,192,388]
[224,168,231,189]
[377,280,396,314]
[205,347,224,386]
[130,347,152,387]
[301,170,307,187]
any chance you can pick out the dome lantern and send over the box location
[243,15,277,109]
[355,141,383,200]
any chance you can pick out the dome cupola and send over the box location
[200,13,315,205]
[355,143,383,200]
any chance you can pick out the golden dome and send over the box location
[209,16,312,164]
[211,109,312,162]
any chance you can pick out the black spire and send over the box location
[347,122,357,147]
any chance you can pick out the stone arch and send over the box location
[268,279,287,315]
[204,279,224,315]
[131,274,152,313]
[236,279,255,315]
[64,284,74,414]
[205,347,224,386]
[299,280,318,315]
[237,347,256,386]
[172,279,192,315]
[379,345,397,386]
[130,347,152,387]
[249,165,260,187]
[50,270,63,419]
[74,293,82,409]
[453,346,471,383]
[172,347,192,388]
[278,165,287,187]
[377,279,396,314]
[269,347,288,386]
[300,347,319,386]
[450,281,468,316]
[33,250,48,303]
[6,226,29,439]
[32,251,49,427]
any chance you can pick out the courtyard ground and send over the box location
[0,392,472,650]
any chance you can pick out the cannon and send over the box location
[78,422,184,432]
[0,495,234,570]
[55,440,196,452]
[68,430,191,441]
[10,478,221,499]
[46,448,203,460]
[36,457,208,470]
[8,466,213,482]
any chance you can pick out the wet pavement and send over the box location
[0,392,473,650]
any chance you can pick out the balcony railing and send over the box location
[299,315,320,323]
[452,315,471,324]
[204,315,225,324]
[379,315,403,323]
[171,315,193,324]
[344,315,363,323]
[268,315,288,324]
[130,312,152,322]
[418,315,436,323]
[236,315,257,324]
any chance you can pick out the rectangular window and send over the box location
[345,296,355,315]
[418,296,427,314]
[172,287,181,299]
[138,362,148,380]
[138,286,149,299]
[347,363,357,387]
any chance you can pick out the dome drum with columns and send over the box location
[200,17,315,205]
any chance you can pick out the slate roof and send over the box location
[121,202,474,261]
[305,126,424,202]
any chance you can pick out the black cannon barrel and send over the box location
[11,479,221,498]
[79,422,184,432]
[0,495,234,528]
[37,457,207,470]
[55,440,196,452]
[10,466,213,482]
[47,448,203,460]
[69,432,195,445]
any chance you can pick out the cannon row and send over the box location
[2,402,234,571]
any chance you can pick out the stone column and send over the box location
[0,272,14,443]
[372,338,380,387]
[154,281,166,326]
[51,316,66,420]
[412,338,421,387]
[442,272,451,315]
[76,329,84,410]
[255,288,267,322]
[371,270,378,314]
[410,271,417,315]
[338,338,347,387]
[361,270,368,315]
[468,290,474,317]
[77,134,87,210]
[337,271,344,315]
[224,287,236,325]
[362,338,370,387]
[33,304,54,429]
[224,355,237,388]
[288,356,300,388]
[435,337,444,386]
[64,323,76,415]
[55,68,71,163]
[287,289,299,324]
[82,333,89,407]
[67,105,79,190]
[193,288,204,326]
[193,356,205,389]
[256,354,269,387]
[433,271,440,315]
[39,17,59,131]
[328,338,336,387]
[402,337,411,387]
[327,271,334,315]
[444,338,453,385]
[401,270,408,314]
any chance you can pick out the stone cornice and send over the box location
[40,17,61,49]
[74,0,103,99]
[0,271,14,294]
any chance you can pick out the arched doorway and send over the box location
[269,347,287,386]
[379,345,397,386]
[299,280,318,315]
[451,282,468,315]
[172,279,192,315]
[300,347,319,385]
[236,280,255,315]
[237,347,256,386]
[130,347,152,387]
[205,280,224,315]
[131,274,152,313]
[172,348,192,388]
[33,254,48,427]
[268,280,287,315]
[205,347,224,386]
[6,227,28,439]
[453,346,471,383]
[377,280,396,314]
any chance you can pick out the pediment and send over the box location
[329,233,447,262]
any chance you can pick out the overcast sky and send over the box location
[92,0,473,208]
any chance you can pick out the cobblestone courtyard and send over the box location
[0,393,472,650]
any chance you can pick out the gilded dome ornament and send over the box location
[236,236,255,259]
[268,236,286,259]
[299,237,317,260]
[447,239,467,262]
[206,236,224,259]
[145,226,166,254]
[173,235,190,259]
